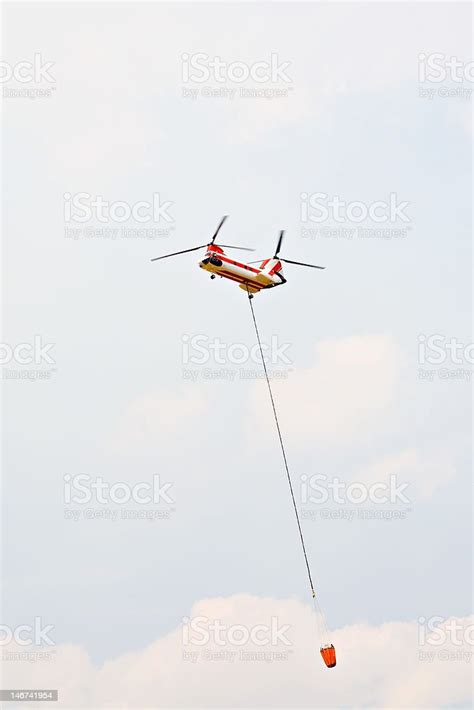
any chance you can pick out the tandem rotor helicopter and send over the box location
[151,215,337,669]
[151,216,325,296]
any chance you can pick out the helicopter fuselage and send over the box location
[199,245,285,294]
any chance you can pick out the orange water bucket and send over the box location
[320,644,336,668]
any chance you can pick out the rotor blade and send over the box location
[280,257,325,269]
[217,244,255,252]
[211,215,229,243]
[150,244,208,261]
[274,230,285,257]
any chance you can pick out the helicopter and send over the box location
[151,216,325,296]
[151,215,335,667]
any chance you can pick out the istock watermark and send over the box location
[418,616,474,664]
[182,615,293,664]
[182,334,292,365]
[182,333,292,382]
[181,52,293,101]
[300,192,412,240]
[63,192,175,240]
[1,336,56,382]
[418,334,473,383]
[1,53,56,99]
[63,473,176,522]
[1,619,56,664]
[418,53,473,100]
[0,619,54,647]
[300,473,412,522]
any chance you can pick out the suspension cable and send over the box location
[246,291,331,641]
[246,292,318,595]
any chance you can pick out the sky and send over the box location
[1,2,473,707]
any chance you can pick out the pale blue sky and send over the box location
[2,1,472,702]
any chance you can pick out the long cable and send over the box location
[246,291,329,640]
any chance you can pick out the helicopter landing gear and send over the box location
[210,274,216,279]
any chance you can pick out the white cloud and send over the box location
[109,388,208,453]
[3,595,472,708]
[248,335,401,448]
[357,447,456,500]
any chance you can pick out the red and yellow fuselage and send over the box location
[199,245,285,294]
